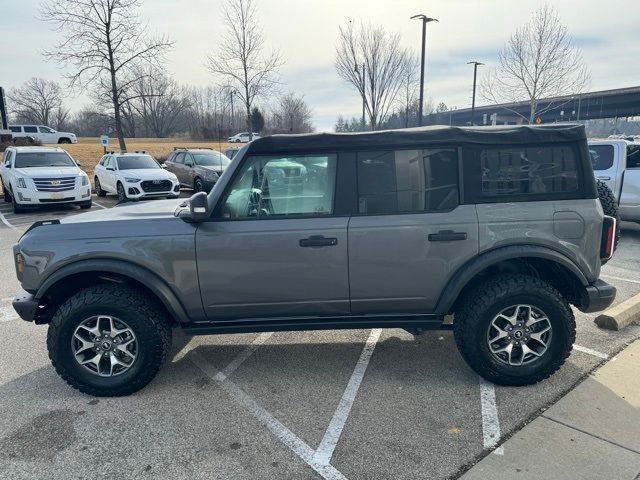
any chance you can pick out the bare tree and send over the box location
[206,0,282,140]
[481,4,590,124]
[269,92,314,134]
[127,68,190,138]
[335,22,412,130]
[8,78,65,126]
[397,55,420,128]
[40,0,173,150]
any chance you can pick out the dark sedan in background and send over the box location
[164,147,232,192]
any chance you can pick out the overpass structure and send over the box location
[424,86,640,126]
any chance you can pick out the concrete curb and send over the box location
[594,292,640,331]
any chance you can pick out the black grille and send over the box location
[141,180,172,193]
[33,177,76,192]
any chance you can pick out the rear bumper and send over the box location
[12,289,39,322]
[578,279,616,313]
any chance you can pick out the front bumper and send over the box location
[12,289,39,322]
[125,181,180,199]
[13,187,91,205]
[579,279,616,313]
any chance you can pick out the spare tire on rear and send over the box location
[596,179,620,264]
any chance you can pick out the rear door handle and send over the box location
[299,235,338,247]
[428,230,467,242]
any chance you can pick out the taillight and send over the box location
[600,216,616,261]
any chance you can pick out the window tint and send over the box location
[589,145,614,170]
[222,154,337,218]
[627,144,640,169]
[39,126,54,133]
[9,126,21,133]
[356,148,459,214]
[464,144,579,200]
[23,126,37,133]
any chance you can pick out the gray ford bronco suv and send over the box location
[11,125,617,397]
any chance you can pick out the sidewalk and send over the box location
[462,340,640,480]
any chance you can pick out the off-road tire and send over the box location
[47,284,172,397]
[596,179,620,263]
[95,177,106,197]
[453,274,575,386]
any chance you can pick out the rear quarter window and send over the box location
[589,145,614,170]
[463,144,581,203]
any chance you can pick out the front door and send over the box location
[196,152,350,320]
[348,148,479,314]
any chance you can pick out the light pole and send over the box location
[354,63,366,131]
[230,90,235,134]
[411,14,438,126]
[467,61,484,125]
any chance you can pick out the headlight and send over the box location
[125,177,141,183]
[16,178,27,189]
[81,175,89,186]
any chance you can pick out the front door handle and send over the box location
[299,235,338,247]
[597,176,611,181]
[428,230,467,242]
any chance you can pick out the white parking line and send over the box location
[314,328,381,464]
[479,377,504,455]
[214,332,273,381]
[573,344,609,359]
[93,201,107,210]
[190,348,348,480]
[601,274,640,285]
[0,208,20,232]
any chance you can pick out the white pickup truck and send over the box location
[589,139,640,222]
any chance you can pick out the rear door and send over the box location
[23,126,39,141]
[348,147,479,314]
[196,152,350,319]
[620,143,640,220]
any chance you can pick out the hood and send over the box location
[118,169,177,181]
[14,166,84,177]
[62,199,182,224]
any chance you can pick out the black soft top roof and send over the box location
[246,124,586,154]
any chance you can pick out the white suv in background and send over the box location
[94,152,180,202]
[228,132,261,143]
[1,146,91,213]
[9,125,78,144]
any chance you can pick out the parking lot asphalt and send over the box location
[0,200,639,480]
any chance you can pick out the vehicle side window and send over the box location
[220,154,337,218]
[356,148,459,215]
[627,145,640,169]
[4,151,13,167]
[39,126,54,133]
[184,154,194,166]
[23,126,37,133]
[589,145,614,171]
[173,153,185,164]
[9,126,21,133]
[463,144,580,202]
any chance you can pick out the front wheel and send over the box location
[79,201,92,209]
[194,178,204,193]
[12,190,25,214]
[2,184,10,202]
[95,177,106,197]
[117,182,127,203]
[47,284,172,396]
[453,274,575,386]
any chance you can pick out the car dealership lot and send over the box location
[0,203,639,479]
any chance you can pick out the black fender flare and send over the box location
[435,245,589,314]
[35,259,192,324]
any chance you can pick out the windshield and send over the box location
[194,152,231,168]
[117,155,160,170]
[14,152,76,168]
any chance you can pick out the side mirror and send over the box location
[106,167,115,171]
[181,191,209,223]
[161,164,167,169]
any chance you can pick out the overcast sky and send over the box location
[1,0,639,131]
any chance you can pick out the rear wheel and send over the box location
[453,274,575,386]
[117,182,127,202]
[47,284,172,396]
[596,179,620,263]
[95,177,106,197]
